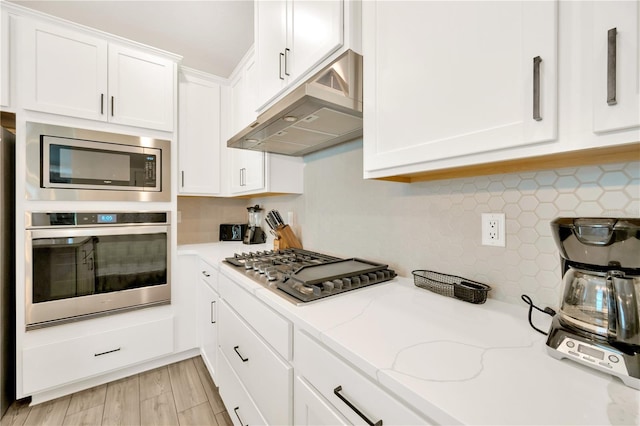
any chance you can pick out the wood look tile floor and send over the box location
[1,356,233,426]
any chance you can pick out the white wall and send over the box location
[251,139,640,309]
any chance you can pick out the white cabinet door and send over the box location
[20,20,108,120]
[1,9,11,108]
[256,0,288,108]
[174,255,198,353]
[229,52,258,138]
[591,1,639,134]
[289,0,343,80]
[229,149,265,194]
[363,1,558,177]
[199,274,218,380]
[108,44,175,131]
[256,0,344,108]
[178,70,222,195]
[294,376,349,426]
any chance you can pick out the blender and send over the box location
[243,205,266,245]
[546,217,640,389]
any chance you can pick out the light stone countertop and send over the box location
[179,243,640,425]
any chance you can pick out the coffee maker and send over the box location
[547,218,640,389]
[243,205,266,245]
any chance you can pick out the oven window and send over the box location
[32,233,167,303]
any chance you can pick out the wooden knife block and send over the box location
[276,224,302,249]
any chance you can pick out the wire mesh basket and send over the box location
[412,270,491,304]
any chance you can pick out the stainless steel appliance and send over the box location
[220,224,247,241]
[26,122,170,201]
[547,218,640,389]
[1,127,15,416]
[25,212,171,330]
[243,205,266,245]
[228,50,363,156]
[225,248,396,304]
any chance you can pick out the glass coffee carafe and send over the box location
[552,218,640,346]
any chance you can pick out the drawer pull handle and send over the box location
[233,407,247,426]
[233,346,249,362]
[210,301,216,324]
[334,385,382,426]
[202,270,211,277]
[607,27,617,105]
[94,347,121,357]
[532,56,542,121]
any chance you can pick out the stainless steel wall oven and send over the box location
[26,122,171,202]
[25,212,171,330]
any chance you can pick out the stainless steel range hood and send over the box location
[227,50,363,156]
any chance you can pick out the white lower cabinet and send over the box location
[295,376,350,426]
[22,316,173,395]
[198,260,219,380]
[217,348,268,426]
[219,299,292,425]
[294,330,433,426]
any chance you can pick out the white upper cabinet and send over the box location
[178,68,222,195]
[591,1,639,134]
[229,149,266,194]
[19,18,176,132]
[229,49,258,138]
[107,44,175,131]
[363,1,558,178]
[256,0,344,109]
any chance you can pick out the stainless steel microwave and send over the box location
[26,122,171,202]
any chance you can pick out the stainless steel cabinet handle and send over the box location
[181,171,185,187]
[210,301,216,324]
[279,52,285,80]
[100,93,104,115]
[94,347,121,357]
[233,407,247,426]
[233,345,248,362]
[111,96,115,116]
[607,27,617,105]
[284,48,291,76]
[201,270,211,277]
[333,385,383,426]
[533,56,542,121]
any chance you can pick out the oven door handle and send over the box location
[27,224,170,239]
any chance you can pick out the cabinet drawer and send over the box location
[295,330,432,425]
[23,316,173,394]
[219,300,292,426]
[217,349,267,426]
[199,259,217,292]
[219,272,291,359]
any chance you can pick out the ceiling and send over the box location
[8,0,254,78]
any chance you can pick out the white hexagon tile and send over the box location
[290,144,640,311]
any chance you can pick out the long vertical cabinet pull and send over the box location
[210,301,216,324]
[100,94,104,115]
[607,27,617,105]
[111,96,115,116]
[333,386,383,426]
[233,407,247,426]
[284,48,291,76]
[279,52,285,80]
[181,171,184,188]
[532,56,542,121]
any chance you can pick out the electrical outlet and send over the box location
[482,213,505,247]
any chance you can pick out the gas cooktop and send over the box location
[224,248,396,304]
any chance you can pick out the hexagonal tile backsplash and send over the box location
[252,142,640,310]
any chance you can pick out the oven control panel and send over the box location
[27,212,169,227]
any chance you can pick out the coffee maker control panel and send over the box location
[550,336,631,377]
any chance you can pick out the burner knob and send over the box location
[265,267,278,281]
[244,260,254,270]
[333,279,344,290]
[375,271,385,281]
[312,285,322,296]
[360,274,369,285]
[351,276,361,286]
[323,281,335,292]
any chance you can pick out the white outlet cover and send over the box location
[482,213,506,247]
